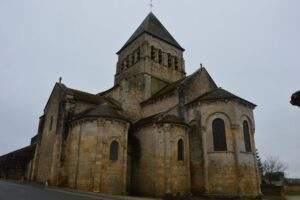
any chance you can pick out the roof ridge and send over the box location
[134,107,185,128]
[185,89,218,106]
[141,78,185,104]
[141,67,218,105]
[72,104,130,123]
[186,87,256,108]
[67,87,96,96]
[66,86,122,108]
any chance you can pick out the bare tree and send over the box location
[262,156,288,174]
[262,156,288,184]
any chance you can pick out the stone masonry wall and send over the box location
[181,68,216,104]
[186,100,260,197]
[34,85,62,184]
[116,34,185,85]
[132,123,190,197]
[188,119,205,195]
[65,118,129,195]
[142,95,179,118]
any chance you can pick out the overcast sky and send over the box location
[0,0,299,178]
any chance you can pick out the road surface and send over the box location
[0,180,110,200]
[1,181,299,200]
[286,196,300,200]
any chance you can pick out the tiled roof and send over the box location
[187,88,256,108]
[143,78,185,103]
[141,67,218,105]
[55,83,129,122]
[66,87,121,108]
[73,105,130,123]
[0,145,36,163]
[117,12,184,54]
[97,84,119,96]
[134,112,186,128]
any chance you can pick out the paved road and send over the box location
[0,180,109,200]
[264,196,300,200]
[2,181,298,200]
[286,196,300,200]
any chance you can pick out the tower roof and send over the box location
[117,12,184,54]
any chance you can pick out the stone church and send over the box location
[26,13,261,198]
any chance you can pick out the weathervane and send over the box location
[149,0,154,12]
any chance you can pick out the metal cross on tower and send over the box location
[149,0,154,12]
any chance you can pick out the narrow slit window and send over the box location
[109,140,119,161]
[130,54,134,66]
[125,57,129,68]
[49,116,53,131]
[158,49,163,64]
[178,139,184,161]
[136,48,141,62]
[151,46,156,61]
[168,53,172,68]
[121,61,125,71]
[174,57,179,70]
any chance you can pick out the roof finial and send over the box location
[200,63,203,68]
[149,0,154,12]
[59,77,62,83]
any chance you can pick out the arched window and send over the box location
[212,118,227,151]
[151,46,156,60]
[243,121,252,152]
[136,48,141,62]
[178,139,184,161]
[125,56,129,68]
[158,49,163,64]
[174,57,179,70]
[167,53,172,68]
[109,140,119,161]
[121,61,125,71]
[49,116,53,131]
[130,54,134,66]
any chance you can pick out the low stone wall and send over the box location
[261,185,284,197]
[285,185,300,194]
[285,179,300,194]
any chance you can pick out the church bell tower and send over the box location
[114,12,186,86]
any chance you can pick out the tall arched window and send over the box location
[243,121,252,152]
[212,118,227,151]
[130,54,134,66]
[174,57,179,70]
[158,49,162,64]
[167,53,172,68]
[151,46,156,60]
[136,48,141,62]
[178,139,184,161]
[125,56,129,68]
[109,140,119,161]
[49,116,53,131]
